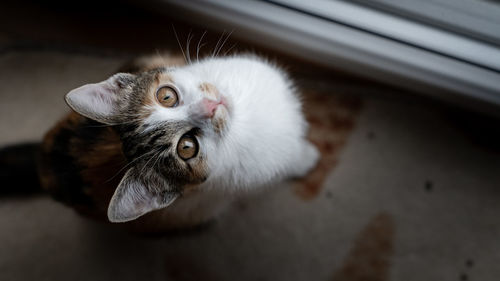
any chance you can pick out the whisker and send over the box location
[212,30,226,58]
[185,30,193,64]
[196,30,207,62]
[150,148,165,171]
[139,146,164,175]
[223,43,238,56]
[215,29,234,58]
[81,118,141,128]
[172,24,188,64]
[104,148,160,183]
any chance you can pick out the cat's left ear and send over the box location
[65,73,136,125]
[107,167,179,223]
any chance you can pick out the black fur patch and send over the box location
[41,118,100,206]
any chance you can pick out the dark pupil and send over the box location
[183,142,193,150]
[163,94,170,100]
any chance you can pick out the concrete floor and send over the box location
[0,1,500,279]
[1,48,500,281]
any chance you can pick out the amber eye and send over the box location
[177,135,199,160]
[156,86,178,107]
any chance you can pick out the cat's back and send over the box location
[196,55,296,100]
[38,112,125,217]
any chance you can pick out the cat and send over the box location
[6,53,319,232]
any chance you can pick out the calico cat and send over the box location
[11,53,319,232]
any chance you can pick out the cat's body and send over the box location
[36,53,319,232]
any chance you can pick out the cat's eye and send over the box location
[177,135,199,160]
[156,86,178,107]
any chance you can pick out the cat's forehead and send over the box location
[138,66,214,92]
[155,70,175,84]
[157,66,212,88]
[134,68,186,97]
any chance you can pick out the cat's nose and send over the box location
[200,98,221,118]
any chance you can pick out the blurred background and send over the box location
[0,0,499,280]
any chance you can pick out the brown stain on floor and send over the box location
[295,91,362,200]
[332,212,396,281]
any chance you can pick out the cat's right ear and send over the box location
[65,73,135,125]
[107,167,179,223]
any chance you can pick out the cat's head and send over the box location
[65,67,231,222]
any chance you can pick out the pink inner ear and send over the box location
[65,75,123,124]
[97,90,109,101]
[107,167,180,223]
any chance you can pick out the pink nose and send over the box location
[201,98,220,118]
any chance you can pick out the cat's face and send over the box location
[65,67,231,222]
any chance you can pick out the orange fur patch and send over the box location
[199,82,219,100]
[130,53,186,72]
[39,112,84,194]
[75,128,126,214]
[211,107,228,134]
[156,72,175,86]
[39,111,126,218]
[41,112,81,152]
